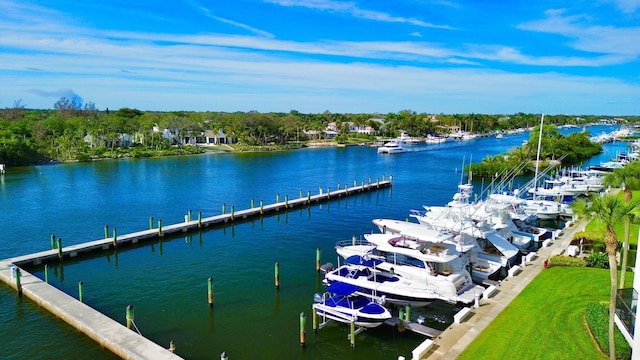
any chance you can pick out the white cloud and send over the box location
[612,0,640,13]
[265,0,455,29]
[518,9,640,59]
[195,4,275,38]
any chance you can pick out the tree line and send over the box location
[0,97,636,166]
[466,124,603,179]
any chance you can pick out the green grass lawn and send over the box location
[458,267,612,360]
[458,190,640,360]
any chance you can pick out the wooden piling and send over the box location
[198,212,202,228]
[44,264,49,283]
[15,267,22,296]
[312,307,318,333]
[316,248,321,271]
[222,204,226,214]
[188,210,192,222]
[50,234,56,250]
[104,225,109,239]
[149,217,154,229]
[350,319,355,348]
[299,312,306,347]
[126,305,134,330]
[113,228,117,247]
[158,219,163,237]
[260,200,264,214]
[274,262,280,289]
[57,238,62,259]
[79,281,84,302]
[208,277,214,307]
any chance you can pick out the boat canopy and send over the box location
[344,255,383,267]
[327,281,360,296]
[486,231,519,260]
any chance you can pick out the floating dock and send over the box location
[0,176,392,360]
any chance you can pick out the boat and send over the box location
[377,141,406,154]
[370,218,502,283]
[313,282,392,328]
[327,235,484,306]
[528,170,604,198]
[425,134,447,144]
[397,132,422,145]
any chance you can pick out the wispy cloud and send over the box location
[195,3,275,38]
[611,0,640,13]
[265,0,455,29]
[518,9,640,60]
[0,0,638,114]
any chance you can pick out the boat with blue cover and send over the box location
[313,281,392,328]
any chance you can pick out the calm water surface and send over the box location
[0,125,629,359]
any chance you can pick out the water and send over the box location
[0,125,629,359]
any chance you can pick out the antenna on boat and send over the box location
[533,113,545,200]
[468,154,472,183]
[459,155,465,185]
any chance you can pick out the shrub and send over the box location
[585,302,631,360]
[572,230,605,252]
[586,252,610,269]
[548,255,586,267]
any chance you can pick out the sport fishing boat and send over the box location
[312,282,392,328]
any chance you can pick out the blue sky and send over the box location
[1,0,639,115]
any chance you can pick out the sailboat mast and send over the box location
[533,113,545,198]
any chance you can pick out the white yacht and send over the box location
[377,141,406,154]
[370,218,506,283]
[326,233,484,306]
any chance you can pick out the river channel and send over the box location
[0,125,627,359]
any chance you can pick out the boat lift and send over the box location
[312,304,366,348]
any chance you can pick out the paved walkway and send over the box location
[422,218,586,359]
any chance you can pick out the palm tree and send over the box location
[603,163,640,287]
[572,194,640,360]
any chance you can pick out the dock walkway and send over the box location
[0,177,391,360]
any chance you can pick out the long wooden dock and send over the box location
[0,176,392,360]
[5,177,392,267]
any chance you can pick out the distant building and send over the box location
[202,129,233,145]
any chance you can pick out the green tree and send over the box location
[572,194,640,360]
[603,162,640,287]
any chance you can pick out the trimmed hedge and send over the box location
[548,255,586,267]
[585,302,631,360]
